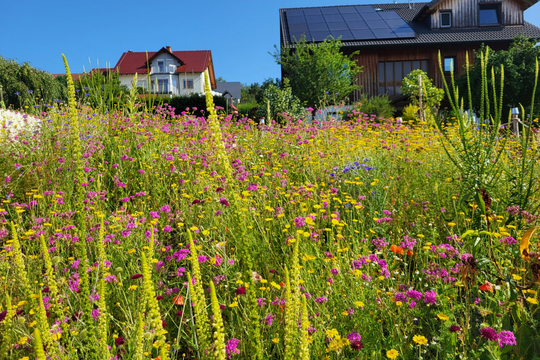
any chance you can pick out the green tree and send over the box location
[402,69,444,125]
[241,78,281,104]
[273,36,361,109]
[457,36,540,117]
[0,56,67,109]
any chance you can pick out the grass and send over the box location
[0,82,539,360]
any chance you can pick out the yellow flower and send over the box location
[413,335,428,345]
[437,313,450,321]
[354,301,365,308]
[272,338,280,344]
[526,297,538,305]
[18,336,28,345]
[386,349,399,359]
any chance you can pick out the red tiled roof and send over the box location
[114,49,213,75]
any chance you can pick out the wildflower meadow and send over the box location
[1,54,540,360]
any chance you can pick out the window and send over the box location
[440,11,452,28]
[444,57,455,72]
[479,4,500,26]
[158,60,164,73]
[378,60,428,96]
[157,79,168,93]
[183,79,194,89]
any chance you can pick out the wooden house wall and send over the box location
[430,0,524,28]
[347,42,511,102]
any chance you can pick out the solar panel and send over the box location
[384,19,407,28]
[347,20,369,30]
[372,28,396,39]
[308,22,329,31]
[327,21,349,31]
[286,9,304,17]
[284,6,416,43]
[338,7,358,14]
[303,8,322,16]
[306,14,325,23]
[289,31,310,42]
[355,5,375,13]
[287,15,306,24]
[323,14,344,22]
[330,30,354,41]
[289,23,310,32]
[351,29,376,40]
[342,13,362,22]
[321,7,340,14]
[366,20,390,29]
[310,30,333,41]
[361,12,382,21]
[379,11,402,20]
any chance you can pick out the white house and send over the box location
[114,46,217,96]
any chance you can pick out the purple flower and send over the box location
[225,338,240,358]
[480,327,499,341]
[423,290,437,305]
[347,331,361,342]
[314,296,328,303]
[498,330,516,347]
[294,216,306,227]
[449,325,461,333]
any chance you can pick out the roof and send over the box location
[52,68,110,81]
[215,82,242,100]
[114,50,213,75]
[280,2,540,48]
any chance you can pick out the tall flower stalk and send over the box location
[210,281,226,360]
[204,70,263,360]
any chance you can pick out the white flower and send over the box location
[0,109,41,141]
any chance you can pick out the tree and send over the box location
[273,36,361,109]
[241,78,281,104]
[401,69,444,125]
[457,36,540,117]
[0,56,67,109]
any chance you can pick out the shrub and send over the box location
[237,102,258,116]
[349,94,395,120]
[255,79,306,124]
[401,103,419,123]
[168,93,227,117]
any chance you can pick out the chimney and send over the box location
[166,46,171,52]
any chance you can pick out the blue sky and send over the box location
[3,0,540,86]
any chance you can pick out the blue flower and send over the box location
[14,92,20,95]
[27,90,33,93]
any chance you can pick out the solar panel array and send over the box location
[285,6,416,42]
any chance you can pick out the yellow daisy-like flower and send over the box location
[386,349,399,359]
[413,335,428,345]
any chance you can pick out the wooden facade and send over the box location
[429,0,524,28]
[346,41,511,102]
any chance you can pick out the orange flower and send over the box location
[390,245,404,254]
[406,250,414,256]
[173,295,184,305]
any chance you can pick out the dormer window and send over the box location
[158,60,164,73]
[479,4,500,26]
[440,11,452,28]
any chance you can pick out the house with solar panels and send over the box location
[279,0,540,103]
[114,46,217,96]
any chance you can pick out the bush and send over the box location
[237,102,258,116]
[350,94,395,120]
[401,103,419,123]
[255,79,307,124]
[168,93,227,117]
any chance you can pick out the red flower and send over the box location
[479,281,494,293]
[236,286,246,295]
[130,273,143,280]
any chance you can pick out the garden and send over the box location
[0,49,540,360]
